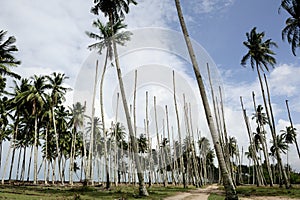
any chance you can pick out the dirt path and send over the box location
[164,184,220,200]
[163,184,294,200]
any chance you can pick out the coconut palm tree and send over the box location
[252,104,273,186]
[69,102,86,185]
[279,0,300,56]
[241,27,290,188]
[0,30,21,80]
[46,72,69,183]
[90,0,148,196]
[281,126,300,160]
[285,100,300,159]
[86,19,131,188]
[16,75,48,184]
[174,0,238,199]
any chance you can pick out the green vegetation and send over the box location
[0,184,193,200]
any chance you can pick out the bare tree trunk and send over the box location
[240,96,263,186]
[100,50,110,189]
[172,70,186,188]
[174,1,237,198]
[285,100,300,159]
[165,105,175,185]
[110,16,148,195]
[262,72,290,188]
[145,91,152,187]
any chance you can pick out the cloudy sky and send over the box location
[1,0,300,172]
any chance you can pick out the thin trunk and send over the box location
[100,50,110,189]
[154,96,162,185]
[88,61,98,185]
[27,145,34,182]
[2,138,13,184]
[261,72,290,188]
[110,13,148,195]
[165,105,175,185]
[20,147,26,182]
[174,1,237,198]
[285,100,300,159]
[252,91,273,186]
[33,112,38,184]
[172,70,186,187]
[240,96,263,186]
[145,91,152,187]
[52,107,63,184]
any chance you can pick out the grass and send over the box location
[236,184,300,199]
[0,184,193,200]
[207,184,300,200]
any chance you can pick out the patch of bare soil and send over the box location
[163,184,220,200]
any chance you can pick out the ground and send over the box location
[163,184,295,200]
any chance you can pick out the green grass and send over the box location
[237,185,300,199]
[208,193,225,200]
[207,184,300,200]
[0,184,193,200]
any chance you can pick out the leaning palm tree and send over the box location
[241,27,290,188]
[174,0,238,199]
[91,0,148,196]
[279,0,300,56]
[0,30,21,80]
[86,19,131,188]
[281,126,300,158]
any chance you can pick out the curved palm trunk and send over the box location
[100,49,110,189]
[257,66,290,188]
[174,0,238,198]
[110,16,148,196]
[285,100,300,159]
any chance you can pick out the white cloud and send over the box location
[269,64,300,97]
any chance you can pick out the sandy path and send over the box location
[164,184,294,200]
[163,184,219,200]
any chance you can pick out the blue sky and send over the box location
[1,0,300,174]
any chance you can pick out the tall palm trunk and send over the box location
[256,66,290,188]
[87,61,99,185]
[285,100,300,159]
[240,96,264,186]
[174,1,237,198]
[99,49,110,189]
[172,70,186,187]
[51,107,63,184]
[145,91,152,187]
[109,14,148,196]
[252,91,273,186]
[33,110,38,184]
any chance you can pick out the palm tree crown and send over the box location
[280,0,300,56]
[91,0,137,22]
[241,27,277,72]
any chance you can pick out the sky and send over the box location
[1,0,300,175]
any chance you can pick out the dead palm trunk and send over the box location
[145,91,152,187]
[172,70,186,187]
[88,61,98,185]
[110,19,148,196]
[174,0,237,198]
[165,105,175,185]
[153,96,163,185]
[261,72,290,188]
[100,49,110,189]
[240,96,264,186]
[252,91,273,186]
[285,100,300,159]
